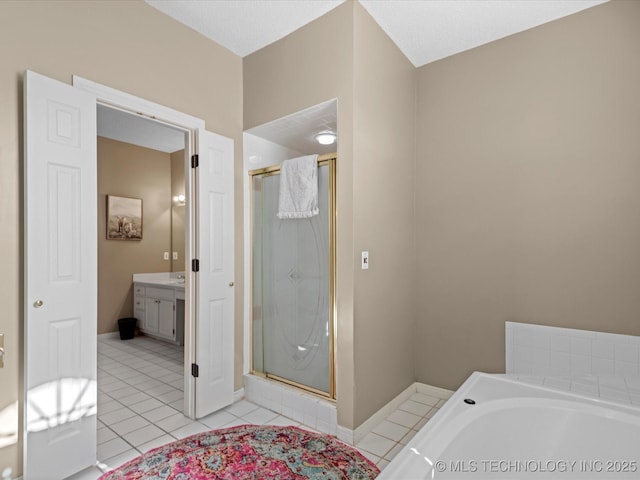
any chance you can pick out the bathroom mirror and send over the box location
[171,149,186,272]
[97,104,186,274]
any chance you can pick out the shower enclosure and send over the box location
[250,154,335,398]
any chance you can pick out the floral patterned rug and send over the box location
[98,424,380,479]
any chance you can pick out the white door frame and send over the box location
[72,76,204,418]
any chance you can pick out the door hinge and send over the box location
[191,363,199,378]
[192,259,199,272]
[191,154,199,168]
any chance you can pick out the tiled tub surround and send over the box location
[506,374,640,406]
[506,321,640,376]
[378,372,640,479]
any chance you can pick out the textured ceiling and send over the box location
[146,0,607,66]
[246,100,337,155]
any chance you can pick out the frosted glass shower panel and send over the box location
[252,175,264,373]
[252,165,331,394]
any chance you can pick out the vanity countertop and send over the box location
[133,272,185,290]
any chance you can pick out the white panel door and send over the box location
[195,129,234,418]
[24,70,97,479]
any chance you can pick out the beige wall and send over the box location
[352,3,416,426]
[98,137,172,334]
[3,0,639,474]
[244,1,357,428]
[0,1,242,475]
[244,1,418,428]
[414,0,640,391]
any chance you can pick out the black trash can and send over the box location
[118,317,137,340]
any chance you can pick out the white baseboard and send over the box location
[337,381,455,445]
[416,383,454,400]
[97,332,119,339]
[233,387,245,403]
[336,425,355,445]
[353,382,417,444]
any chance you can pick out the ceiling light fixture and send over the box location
[314,131,336,145]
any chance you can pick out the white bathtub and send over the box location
[378,372,640,479]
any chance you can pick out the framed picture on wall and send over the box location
[107,195,143,240]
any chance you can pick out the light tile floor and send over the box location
[66,335,448,479]
[354,393,449,470]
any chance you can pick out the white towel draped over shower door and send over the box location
[277,154,319,219]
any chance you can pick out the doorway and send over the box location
[24,71,235,479]
[95,106,190,465]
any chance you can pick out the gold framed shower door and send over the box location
[249,153,336,400]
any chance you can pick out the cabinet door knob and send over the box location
[33,299,44,308]
[229,282,234,287]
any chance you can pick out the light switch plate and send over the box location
[163,252,169,260]
[361,251,369,270]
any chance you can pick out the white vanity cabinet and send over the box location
[133,283,146,329]
[133,281,184,345]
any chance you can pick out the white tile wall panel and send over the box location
[506,321,640,376]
